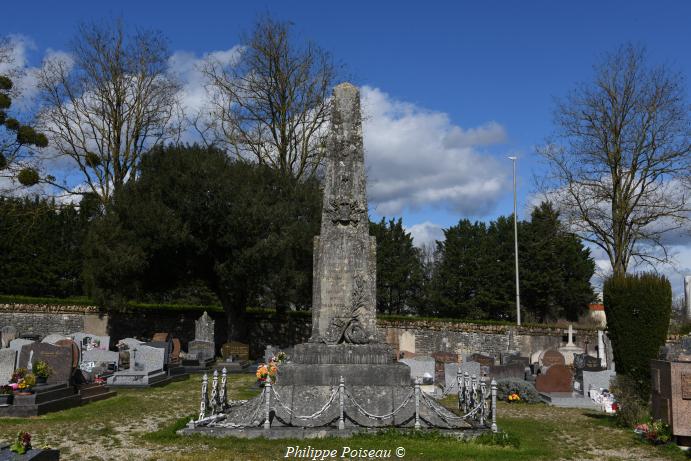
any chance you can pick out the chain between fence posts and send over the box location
[490,379,497,432]
[338,376,345,430]
[264,381,272,429]
[199,373,208,421]
[414,377,421,430]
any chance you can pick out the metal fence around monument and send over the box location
[188,368,498,432]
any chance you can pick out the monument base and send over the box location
[0,383,81,417]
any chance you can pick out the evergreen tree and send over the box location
[369,218,425,314]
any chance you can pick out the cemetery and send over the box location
[2,3,691,461]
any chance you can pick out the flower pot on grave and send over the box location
[15,389,34,396]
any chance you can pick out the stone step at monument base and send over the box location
[167,362,190,380]
[291,343,396,364]
[539,392,602,410]
[78,383,117,404]
[106,370,174,388]
[0,383,81,416]
[181,357,215,372]
[225,384,474,429]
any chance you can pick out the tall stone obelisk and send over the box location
[310,83,377,344]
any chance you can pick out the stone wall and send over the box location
[0,303,599,359]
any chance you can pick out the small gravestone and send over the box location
[81,349,119,370]
[171,338,181,363]
[582,369,616,393]
[503,354,530,367]
[118,338,144,350]
[72,332,110,352]
[41,334,69,345]
[221,341,249,361]
[535,364,573,393]
[133,345,164,373]
[400,356,435,382]
[469,353,495,367]
[432,352,458,383]
[189,312,215,362]
[18,342,73,384]
[540,349,566,368]
[152,332,171,343]
[489,363,526,381]
[1,326,17,348]
[149,341,172,365]
[0,349,16,384]
[55,339,81,368]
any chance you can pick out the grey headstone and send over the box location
[264,345,276,364]
[309,83,378,345]
[81,349,119,367]
[459,361,482,378]
[118,338,144,350]
[194,311,215,343]
[9,339,34,368]
[1,326,17,348]
[0,348,17,384]
[400,356,435,382]
[148,341,172,364]
[18,342,73,384]
[188,340,215,361]
[583,369,616,394]
[71,332,110,351]
[41,333,69,345]
[132,345,164,373]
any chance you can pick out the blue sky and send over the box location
[4,1,691,294]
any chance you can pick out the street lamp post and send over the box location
[508,156,521,326]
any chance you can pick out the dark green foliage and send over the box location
[369,218,425,314]
[0,197,87,297]
[0,75,12,90]
[495,379,542,403]
[16,168,39,186]
[604,272,672,399]
[83,144,322,341]
[610,375,650,427]
[427,202,594,321]
[4,117,19,130]
[0,153,6,170]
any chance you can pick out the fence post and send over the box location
[414,377,421,430]
[220,367,228,408]
[491,379,498,433]
[263,381,272,430]
[198,373,208,421]
[339,376,345,430]
[457,366,463,409]
[210,369,219,414]
[479,377,487,425]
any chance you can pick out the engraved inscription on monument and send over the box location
[682,372,691,400]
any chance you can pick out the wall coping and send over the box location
[0,303,100,315]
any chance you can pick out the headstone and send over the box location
[148,341,172,364]
[118,338,144,350]
[1,326,17,348]
[0,349,17,384]
[18,342,73,384]
[651,359,691,439]
[81,349,119,370]
[221,341,248,361]
[132,345,165,373]
[55,339,81,368]
[9,339,34,368]
[582,369,616,393]
[71,332,110,351]
[489,363,526,381]
[171,338,181,363]
[558,324,585,365]
[431,352,458,383]
[152,332,171,343]
[535,364,573,393]
[469,353,495,367]
[540,349,566,368]
[400,356,435,382]
[530,350,543,364]
[308,83,377,345]
[194,311,215,343]
[459,360,483,378]
[503,354,530,367]
[41,334,69,345]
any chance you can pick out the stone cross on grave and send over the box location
[564,325,575,347]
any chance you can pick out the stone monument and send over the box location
[558,325,584,366]
[685,275,691,321]
[188,311,215,361]
[207,84,477,433]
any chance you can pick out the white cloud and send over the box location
[406,221,445,248]
[361,86,509,216]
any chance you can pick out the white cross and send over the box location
[564,325,575,346]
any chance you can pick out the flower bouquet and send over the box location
[507,392,521,403]
[33,360,53,384]
[634,420,671,445]
[17,373,36,394]
[256,362,278,386]
[10,431,31,455]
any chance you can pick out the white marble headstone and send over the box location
[400,356,435,383]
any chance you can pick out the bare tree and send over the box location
[202,16,337,179]
[539,44,691,275]
[36,19,181,205]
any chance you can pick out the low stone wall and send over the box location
[0,303,599,360]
